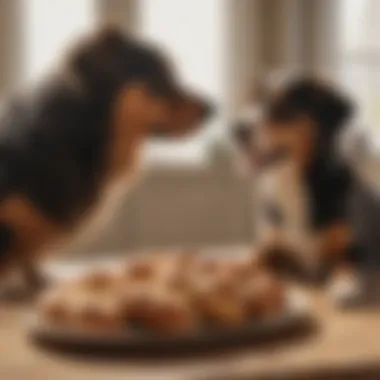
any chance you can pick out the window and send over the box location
[339,0,380,134]
[140,0,227,164]
[23,0,95,82]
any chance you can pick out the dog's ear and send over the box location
[95,25,128,51]
[281,79,354,135]
[319,90,354,135]
[69,26,131,91]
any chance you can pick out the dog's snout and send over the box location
[233,122,253,148]
[201,102,214,120]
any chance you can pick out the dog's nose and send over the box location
[201,102,215,120]
[233,122,252,148]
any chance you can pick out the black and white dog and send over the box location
[233,78,363,302]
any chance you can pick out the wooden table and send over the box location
[2,289,380,380]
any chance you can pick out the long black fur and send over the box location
[0,29,181,223]
[266,79,355,230]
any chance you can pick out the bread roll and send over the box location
[38,289,71,325]
[123,286,197,333]
[74,295,125,332]
[73,269,117,292]
[241,272,286,319]
[191,275,246,327]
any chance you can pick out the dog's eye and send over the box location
[147,74,179,100]
[265,203,284,226]
[147,86,173,104]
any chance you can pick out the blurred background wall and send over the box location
[0,0,379,256]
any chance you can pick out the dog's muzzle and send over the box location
[232,122,289,171]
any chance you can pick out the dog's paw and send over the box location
[0,272,50,304]
[327,268,363,308]
[0,284,38,304]
[25,271,50,292]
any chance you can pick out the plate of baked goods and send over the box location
[30,250,312,349]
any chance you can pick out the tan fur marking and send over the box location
[319,223,353,263]
[0,195,62,266]
[106,85,147,183]
[65,85,150,250]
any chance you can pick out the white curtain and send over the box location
[0,0,23,95]
[5,0,136,85]
[23,0,95,82]
[339,0,380,134]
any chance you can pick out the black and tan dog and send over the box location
[233,78,363,302]
[0,27,213,291]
